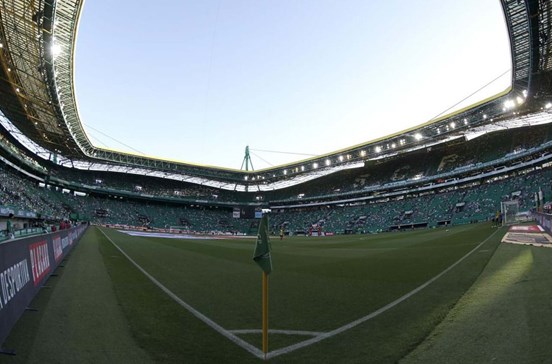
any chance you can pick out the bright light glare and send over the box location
[414,133,423,141]
[51,43,62,58]
[503,99,515,109]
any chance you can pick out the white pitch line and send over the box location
[99,229,265,359]
[230,329,325,337]
[265,228,502,359]
[101,227,501,361]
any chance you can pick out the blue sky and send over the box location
[74,0,511,170]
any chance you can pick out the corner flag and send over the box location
[253,214,272,274]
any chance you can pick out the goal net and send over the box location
[501,200,520,226]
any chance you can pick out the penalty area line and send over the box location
[99,229,265,359]
[266,228,502,359]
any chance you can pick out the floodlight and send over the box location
[325,159,331,166]
[545,102,552,109]
[338,155,344,161]
[360,150,366,157]
[503,99,515,109]
[450,122,456,128]
[51,43,62,58]
[313,162,318,169]
[375,146,382,153]
[414,133,423,141]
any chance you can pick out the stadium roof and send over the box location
[0,0,552,191]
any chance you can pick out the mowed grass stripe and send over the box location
[97,227,261,363]
[97,225,497,362]
[1,224,504,363]
[99,228,264,359]
[2,228,154,363]
[401,242,552,363]
[100,224,498,333]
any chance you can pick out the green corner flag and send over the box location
[253,214,273,274]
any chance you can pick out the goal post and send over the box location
[501,200,519,226]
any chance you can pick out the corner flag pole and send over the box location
[262,271,269,356]
[252,213,273,358]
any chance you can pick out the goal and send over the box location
[501,200,520,226]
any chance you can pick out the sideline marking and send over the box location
[266,228,502,359]
[101,227,501,360]
[99,229,265,359]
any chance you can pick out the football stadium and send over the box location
[1,0,552,362]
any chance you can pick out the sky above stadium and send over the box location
[74,0,511,170]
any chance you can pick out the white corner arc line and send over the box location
[229,329,325,337]
[266,228,502,359]
[99,229,265,359]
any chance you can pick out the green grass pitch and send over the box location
[4,223,508,363]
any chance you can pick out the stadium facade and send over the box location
[0,0,551,234]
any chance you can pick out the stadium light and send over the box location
[464,119,468,125]
[483,114,487,119]
[325,159,331,166]
[391,143,396,149]
[450,122,456,129]
[51,43,62,58]
[503,99,515,109]
[360,150,366,157]
[375,146,382,153]
[283,169,288,175]
[545,102,552,109]
[338,155,344,162]
[313,162,318,169]
[414,133,423,141]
